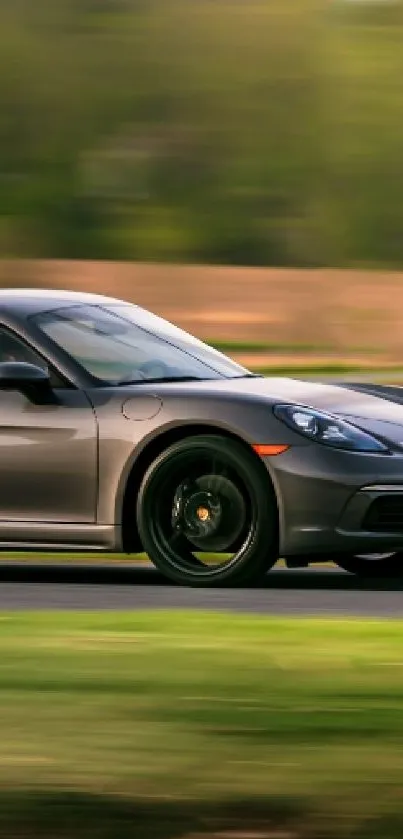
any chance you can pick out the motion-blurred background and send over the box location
[2,5,403,839]
[2,0,403,376]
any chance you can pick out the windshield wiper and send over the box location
[230,373,263,379]
[118,372,263,385]
[117,375,211,385]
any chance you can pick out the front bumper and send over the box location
[263,445,403,557]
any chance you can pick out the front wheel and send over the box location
[136,435,279,587]
[335,552,403,578]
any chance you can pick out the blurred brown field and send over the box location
[3,259,403,368]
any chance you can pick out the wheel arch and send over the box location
[119,422,279,554]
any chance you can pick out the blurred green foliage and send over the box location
[0,0,402,267]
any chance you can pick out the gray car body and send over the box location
[1,288,403,560]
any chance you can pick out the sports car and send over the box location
[1,288,403,586]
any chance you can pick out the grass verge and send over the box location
[207,343,403,378]
[207,340,384,356]
[208,340,339,354]
[0,612,403,836]
[253,364,403,377]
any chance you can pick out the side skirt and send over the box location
[0,523,120,552]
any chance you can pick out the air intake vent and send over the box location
[363,496,403,532]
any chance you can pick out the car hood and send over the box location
[150,375,403,426]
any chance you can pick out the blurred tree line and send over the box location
[0,0,403,267]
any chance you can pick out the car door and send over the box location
[0,326,97,528]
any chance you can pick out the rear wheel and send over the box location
[136,435,278,587]
[335,552,403,578]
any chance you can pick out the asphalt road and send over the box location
[0,562,402,616]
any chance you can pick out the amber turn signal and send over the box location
[252,444,289,456]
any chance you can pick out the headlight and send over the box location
[273,404,388,452]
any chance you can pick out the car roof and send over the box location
[0,289,132,316]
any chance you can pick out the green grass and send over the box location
[1,612,403,836]
[207,340,339,354]
[205,340,403,378]
[255,363,367,375]
[0,552,233,566]
[0,551,145,563]
[253,364,403,377]
[207,340,386,356]
[205,340,403,377]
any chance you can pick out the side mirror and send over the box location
[0,362,58,404]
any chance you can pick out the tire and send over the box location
[335,552,403,578]
[136,434,278,587]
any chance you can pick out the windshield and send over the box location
[32,303,251,384]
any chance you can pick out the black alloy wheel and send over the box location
[335,552,403,578]
[136,435,278,587]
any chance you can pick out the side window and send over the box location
[0,328,65,388]
[0,328,47,369]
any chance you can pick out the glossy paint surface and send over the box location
[0,288,403,559]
